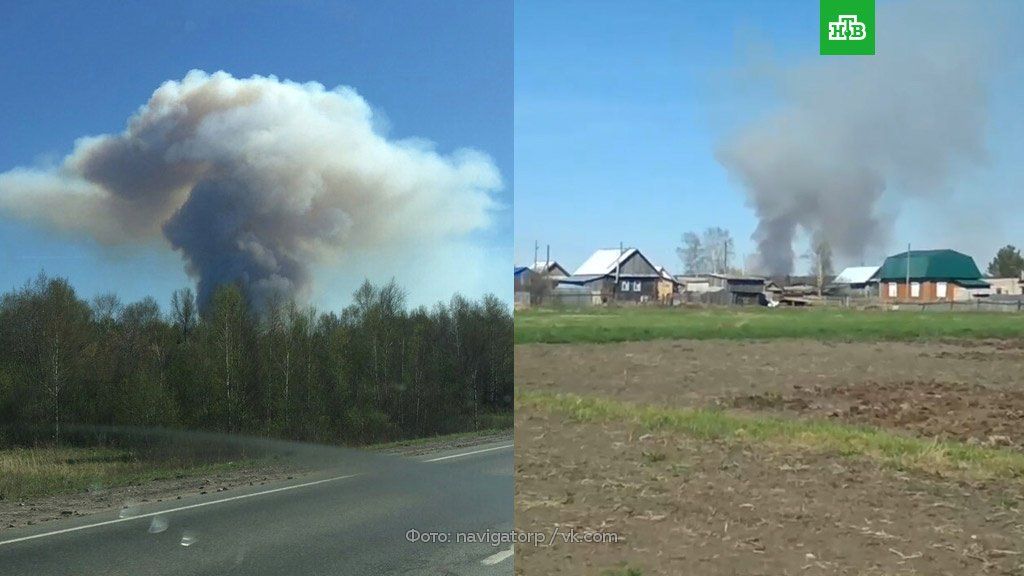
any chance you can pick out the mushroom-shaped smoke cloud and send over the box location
[0,70,501,308]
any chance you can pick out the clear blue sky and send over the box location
[0,0,511,310]
[515,0,1024,276]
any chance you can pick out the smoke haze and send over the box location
[0,71,501,308]
[717,0,998,275]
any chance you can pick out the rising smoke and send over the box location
[0,71,501,308]
[717,0,998,275]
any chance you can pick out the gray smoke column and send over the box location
[0,71,500,308]
[717,0,997,275]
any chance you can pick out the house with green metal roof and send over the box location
[872,249,990,302]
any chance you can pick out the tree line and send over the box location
[0,275,512,446]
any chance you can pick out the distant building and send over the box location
[529,260,570,289]
[828,265,880,296]
[986,275,1024,296]
[675,275,711,293]
[655,266,679,303]
[675,273,771,305]
[530,260,571,279]
[514,266,532,290]
[874,249,989,302]
[560,248,662,302]
[514,267,532,308]
[706,273,769,305]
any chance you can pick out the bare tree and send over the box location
[805,236,834,296]
[702,227,733,273]
[676,232,703,274]
[91,293,122,324]
[170,287,198,342]
[677,227,734,274]
[528,272,553,305]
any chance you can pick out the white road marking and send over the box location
[0,473,360,547]
[422,444,513,463]
[481,546,514,565]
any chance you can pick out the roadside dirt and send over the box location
[515,404,1024,576]
[373,429,513,457]
[0,463,300,532]
[0,429,511,533]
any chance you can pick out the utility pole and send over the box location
[905,242,911,301]
[546,244,550,268]
[817,253,823,297]
[615,241,623,299]
[534,240,539,267]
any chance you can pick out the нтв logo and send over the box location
[828,15,866,41]
[820,0,874,55]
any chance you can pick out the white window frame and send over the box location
[936,281,947,298]
[888,282,897,297]
[910,282,921,298]
[632,280,642,292]
[620,280,629,292]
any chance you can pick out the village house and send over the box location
[560,248,663,302]
[874,249,989,302]
[827,265,880,296]
[514,266,532,291]
[514,267,532,308]
[530,260,571,278]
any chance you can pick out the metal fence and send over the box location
[813,295,1024,312]
[887,299,1024,313]
[522,291,1024,313]
[544,292,604,308]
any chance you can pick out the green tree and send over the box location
[207,284,248,432]
[987,245,1024,278]
[0,274,510,447]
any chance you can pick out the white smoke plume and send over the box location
[0,70,501,308]
[717,0,1000,275]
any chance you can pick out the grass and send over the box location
[515,306,1024,344]
[0,445,264,502]
[601,567,644,576]
[368,426,512,451]
[518,390,1024,481]
[0,416,514,502]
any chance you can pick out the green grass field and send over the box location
[515,306,1024,344]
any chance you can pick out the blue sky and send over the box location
[515,0,1024,276]
[0,1,511,310]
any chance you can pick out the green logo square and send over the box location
[820,0,875,55]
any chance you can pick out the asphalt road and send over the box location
[0,441,514,575]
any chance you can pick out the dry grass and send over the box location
[0,446,258,501]
[518,391,1024,481]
